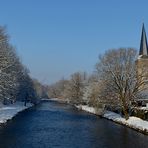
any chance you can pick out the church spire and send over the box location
[139,23,148,56]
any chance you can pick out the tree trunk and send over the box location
[122,106,129,120]
[121,95,129,120]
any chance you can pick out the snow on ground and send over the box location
[76,105,97,114]
[76,105,148,134]
[76,105,104,115]
[103,111,148,133]
[0,102,33,124]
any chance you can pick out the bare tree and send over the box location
[96,48,146,119]
[47,78,69,99]
[64,72,85,105]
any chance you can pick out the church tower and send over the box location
[139,23,148,57]
[136,24,148,95]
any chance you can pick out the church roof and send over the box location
[139,23,148,56]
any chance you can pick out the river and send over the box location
[0,100,147,148]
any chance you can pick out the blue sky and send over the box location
[0,0,147,84]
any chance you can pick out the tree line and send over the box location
[47,48,147,119]
[0,26,46,105]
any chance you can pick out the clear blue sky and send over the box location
[0,0,147,84]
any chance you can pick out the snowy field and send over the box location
[76,105,148,134]
[0,102,33,124]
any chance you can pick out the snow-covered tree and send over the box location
[0,26,38,104]
[0,27,20,103]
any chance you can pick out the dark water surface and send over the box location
[0,101,147,148]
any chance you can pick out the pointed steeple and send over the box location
[139,23,148,56]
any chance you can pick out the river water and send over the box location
[0,101,147,148]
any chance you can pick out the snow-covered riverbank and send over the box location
[75,105,103,115]
[0,102,33,124]
[76,105,148,134]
